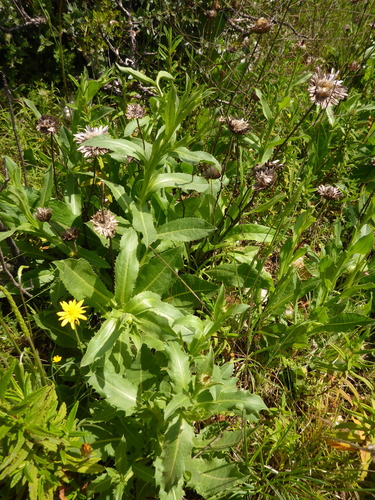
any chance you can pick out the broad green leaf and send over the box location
[167,274,218,309]
[164,394,192,421]
[148,173,209,194]
[157,218,215,242]
[349,232,374,256]
[131,203,157,246]
[186,457,244,498]
[134,247,183,295]
[171,147,221,168]
[87,369,137,414]
[22,98,41,118]
[64,174,81,215]
[115,437,129,476]
[81,316,124,367]
[104,180,132,213]
[194,389,266,420]
[224,223,276,243]
[193,429,243,452]
[160,415,194,492]
[0,228,17,242]
[39,164,53,207]
[165,343,190,393]
[114,228,139,305]
[83,136,145,161]
[206,263,271,289]
[54,258,113,313]
[311,313,375,333]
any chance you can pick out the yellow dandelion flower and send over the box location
[57,299,88,330]
[53,355,62,363]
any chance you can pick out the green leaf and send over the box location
[87,368,137,414]
[160,415,194,492]
[117,65,157,88]
[64,174,82,215]
[171,147,220,167]
[114,228,139,305]
[349,232,374,256]
[165,343,190,394]
[54,258,113,313]
[148,173,209,194]
[131,203,157,246]
[186,457,244,497]
[157,218,215,242]
[83,136,145,161]
[194,389,266,420]
[255,88,273,121]
[206,262,271,289]
[104,180,132,212]
[311,313,375,333]
[224,223,276,243]
[167,274,218,309]
[39,164,54,207]
[134,247,183,295]
[81,316,124,367]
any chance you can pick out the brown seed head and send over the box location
[250,18,273,34]
[349,61,361,72]
[91,209,118,239]
[37,115,59,134]
[125,103,146,120]
[253,167,277,191]
[227,117,250,135]
[74,125,109,158]
[35,207,52,222]
[308,68,348,109]
[61,227,80,241]
[317,185,343,200]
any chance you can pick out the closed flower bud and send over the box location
[61,227,80,241]
[35,207,52,222]
[250,18,273,34]
[227,117,250,135]
[37,115,59,134]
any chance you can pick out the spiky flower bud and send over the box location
[253,167,277,191]
[125,103,146,120]
[37,115,59,134]
[34,207,52,222]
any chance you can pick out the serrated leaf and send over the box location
[165,343,190,394]
[186,457,244,497]
[87,369,137,414]
[311,313,375,333]
[54,258,113,313]
[81,316,124,367]
[160,415,194,492]
[157,218,214,242]
[114,228,139,305]
[225,223,275,243]
[195,389,266,420]
[134,247,182,295]
[130,203,157,246]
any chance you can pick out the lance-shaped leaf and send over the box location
[83,136,146,161]
[171,147,221,167]
[310,313,375,334]
[86,368,137,414]
[54,258,113,313]
[159,415,194,492]
[115,228,139,306]
[81,315,125,367]
[165,343,190,394]
[130,203,157,247]
[224,223,276,243]
[104,180,132,213]
[157,218,215,242]
[148,173,209,194]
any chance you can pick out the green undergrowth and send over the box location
[1,1,375,499]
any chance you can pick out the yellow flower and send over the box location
[53,355,62,363]
[57,299,88,330]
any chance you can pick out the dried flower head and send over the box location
[349,61,361,72]
[91,209,118,239]
[198,164,221,179]
[250,18,273,34]
[61,227,80,241]
[308,69,348,109]
[37,115,59,134]
[35,207,52,222]
[74,125,109,158]
[253,167,277,191]
[125,103,146,120]
[227,117,250,135]
[205,9,217,18]
[317,185,343,200]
